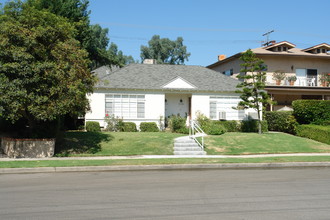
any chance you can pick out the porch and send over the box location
[266,86,330,111]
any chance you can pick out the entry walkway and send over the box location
[1,153,330,161]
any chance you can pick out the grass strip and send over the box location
[2,156,330,168]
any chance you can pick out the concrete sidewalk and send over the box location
[1,153,330,174]
[1,152,330,161]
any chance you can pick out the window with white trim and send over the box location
[209,96,245,120]
[105,94,145,118]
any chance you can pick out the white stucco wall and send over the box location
[85,90,165,129]
[191,94,210,119]
[85,89,260,130]
[85,92,106,127]
[191,93,258,121]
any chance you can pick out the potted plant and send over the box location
[287,76,297,86]
[272,70,286,85]
[319,73,330,87]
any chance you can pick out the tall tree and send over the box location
[140,35,190,64]
[0,2,95,137]
[235,49,271,134]
[108,43,137,67]
[26,0,118,69]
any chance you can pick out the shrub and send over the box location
[217,120,241,132]
[86,121,101,132]
[168,115,189,134]
[121,122,137,132]
[194,112,226,135]
[292,100,330,124]
[264,111,298,134]
[140,122,159,132]
[104,114,122,132]
[241,120,268,133]
[202,121,227,135]
[296,124,330,145]
[195,111,210,129]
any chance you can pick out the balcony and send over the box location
[267,76,327,87]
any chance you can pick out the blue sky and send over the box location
[88,0,329,66]
[1,0,329,66]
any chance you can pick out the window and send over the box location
[283,47,287,51]
[209,96,245,120]
[277,47,282,52]
[105,94,145,118]
[224,69,234,76]
[317,49,321,53]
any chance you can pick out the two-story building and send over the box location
[207,41,330,111]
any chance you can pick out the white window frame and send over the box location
[105,94,145,119]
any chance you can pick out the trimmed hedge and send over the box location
[292,100,330,125]
[264,111,298,134]
[202,121,227,135]
[121,122,137,132]
[86,121,101,132]
[217,120,241,132]
[296,124,330,145]
[241,120,268,133]
[140,122,159,132]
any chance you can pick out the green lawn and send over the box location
[55,131,330,157]
[2,156,330,168]
[56,131,185,156]
[204,132,330,155]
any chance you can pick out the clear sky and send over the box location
[88,0,330,66]
[1,0,329,66]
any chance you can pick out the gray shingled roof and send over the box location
[92,64,240,92]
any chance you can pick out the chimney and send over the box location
[143,59,157,64]
[218,55,226,61]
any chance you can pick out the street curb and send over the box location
[1,162,330,174]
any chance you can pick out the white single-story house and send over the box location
[85,60,257,129]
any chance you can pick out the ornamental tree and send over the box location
[235,49,272,134]
[0,2,95,137]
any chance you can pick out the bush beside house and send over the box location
[140,122,159,132]
[86,121,101,132]
[296,124,330,145]
[292,100,330,125]
[265,111,298,134]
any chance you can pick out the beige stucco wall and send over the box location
[210,58,242,80]
[259,55,330,85]
[209,55,330,85]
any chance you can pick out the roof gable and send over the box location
[162,77,196,89]
[302,43,330,53]
[263,41,296,52]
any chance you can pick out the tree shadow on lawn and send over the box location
[55,132,113,156]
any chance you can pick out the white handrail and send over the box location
[189,120,205,150]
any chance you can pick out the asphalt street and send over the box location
[1,168,330,219]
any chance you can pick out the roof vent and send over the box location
[143,59,157,64]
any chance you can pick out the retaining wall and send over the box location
[1,138,55,158]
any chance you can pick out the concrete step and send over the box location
[174,151,207,155]
[174,139,195,144]
[174,143,200,147]
[174,147,202,151]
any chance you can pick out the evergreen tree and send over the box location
[235,49,272,134]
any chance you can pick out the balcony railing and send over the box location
[268,76,322,87]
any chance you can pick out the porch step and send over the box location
[173,136,207,156]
